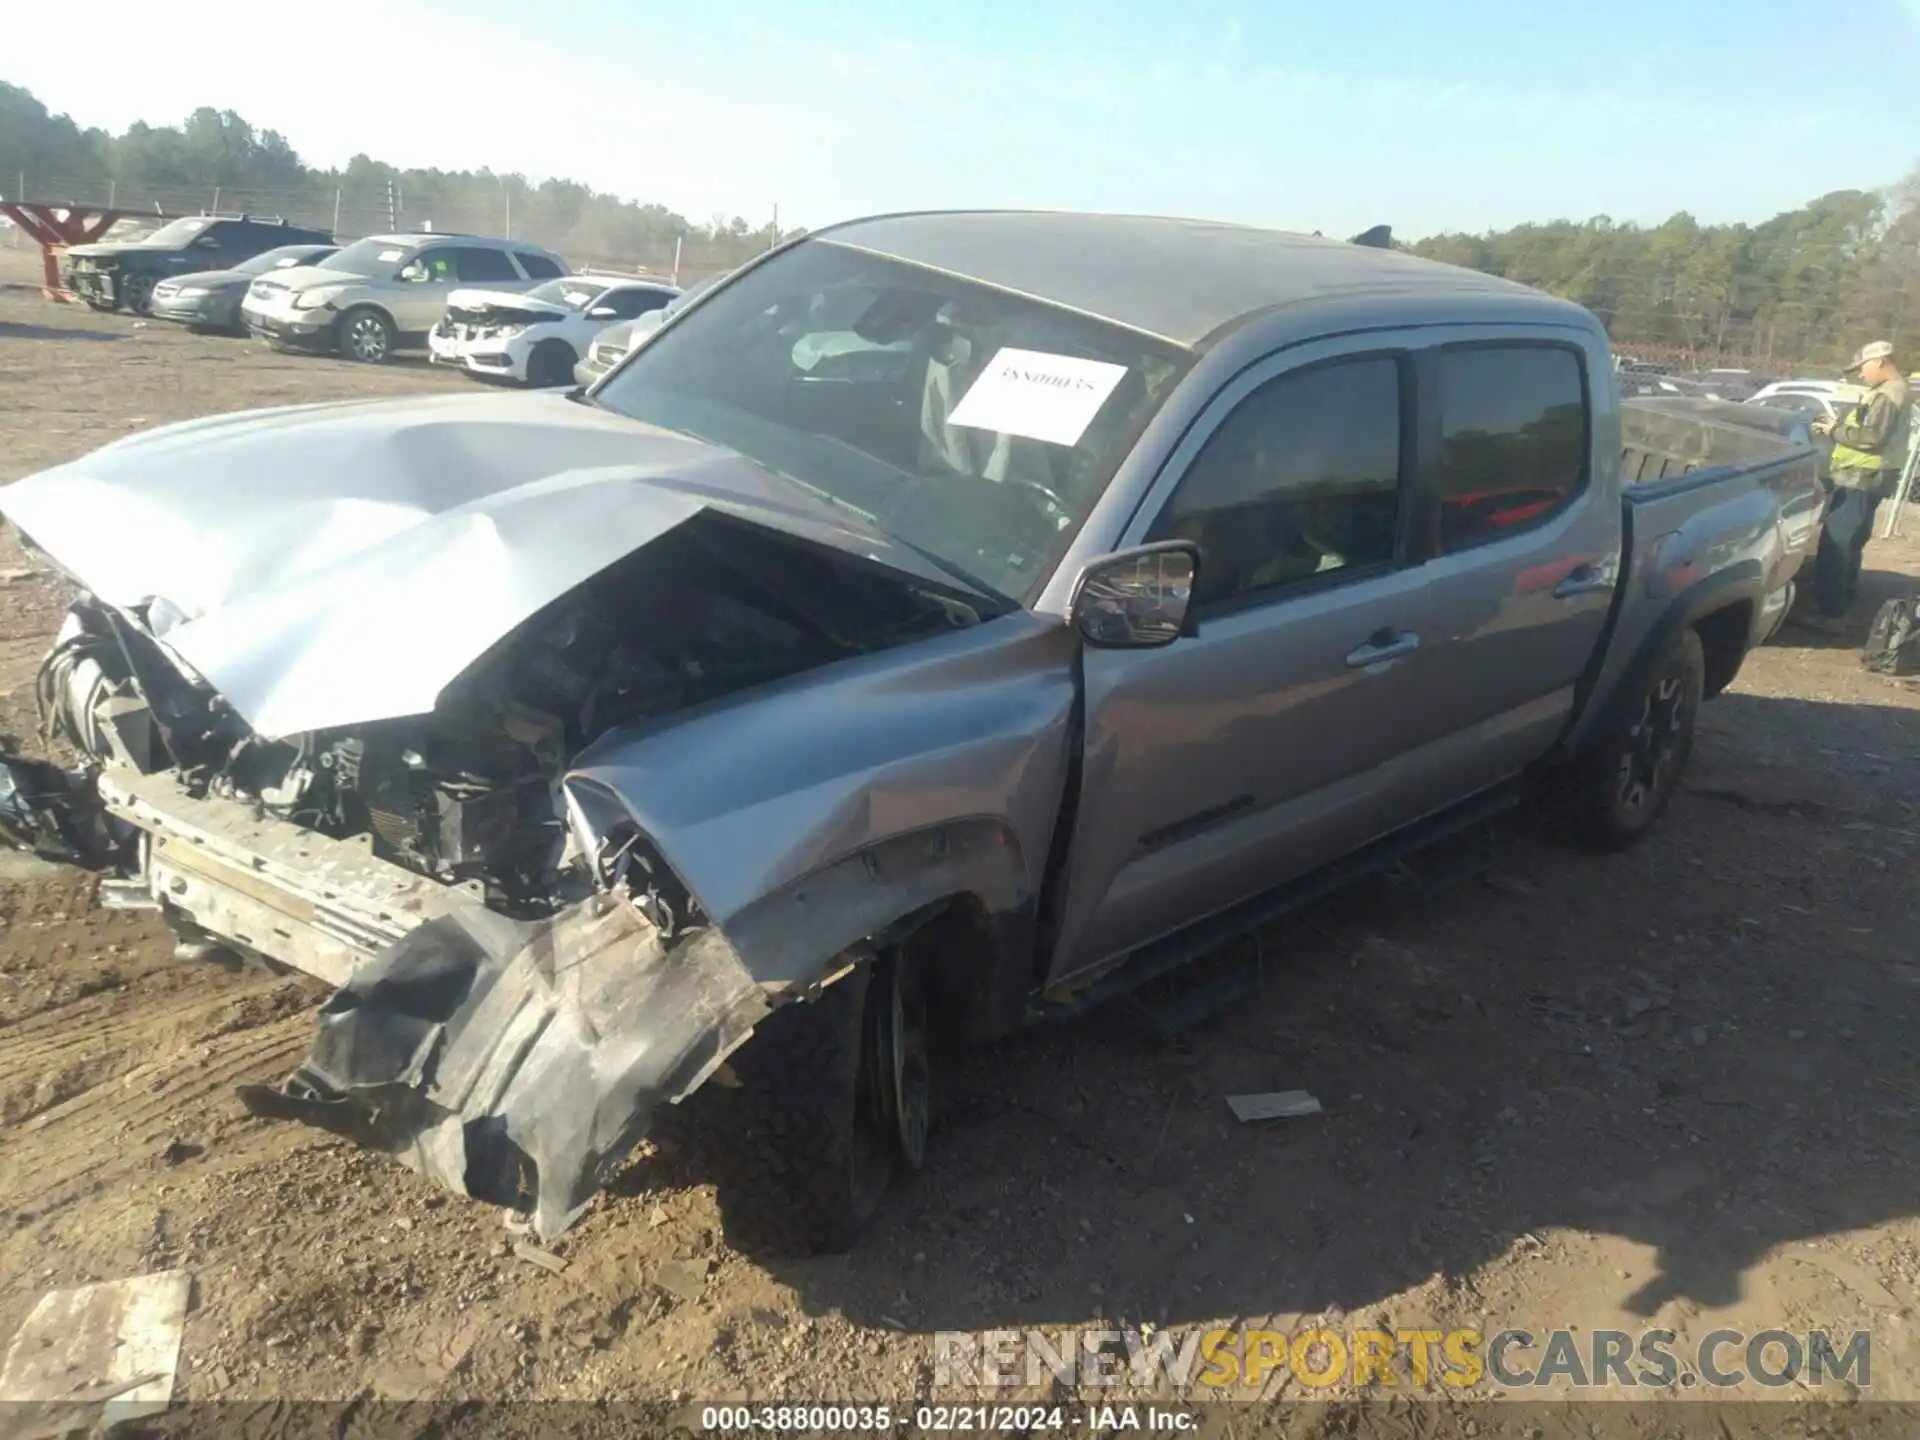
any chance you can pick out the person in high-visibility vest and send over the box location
[1805,340,1910,629]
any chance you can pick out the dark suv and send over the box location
[63,215,334,316]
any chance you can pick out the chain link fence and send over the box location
[1,170,783,283]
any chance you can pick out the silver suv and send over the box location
[240,232,569,363]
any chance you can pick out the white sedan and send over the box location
[429,275,681,386]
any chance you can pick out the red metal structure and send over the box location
[0,202,172,302]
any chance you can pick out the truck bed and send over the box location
[1560,397,1825,757]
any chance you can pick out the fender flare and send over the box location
[1569,559,1762,759]
[718,817,1030,993]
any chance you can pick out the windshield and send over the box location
[527,278,608,311]
[319,238,413,275]
[592,240,1191,601]
[237,246,326,276]
[143,216,212,247]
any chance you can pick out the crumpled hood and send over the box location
[447,286,571,318]
[65,241,195,263]
[0,391,980,739]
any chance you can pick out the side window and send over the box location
[609,288,670,320]
[1436,345,1587,551]
[1146,357,1404,608]
[515,251,563,279]
[452,247,518,283]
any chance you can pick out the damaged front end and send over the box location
[239,891,772,1239]
[2,444,997,1231]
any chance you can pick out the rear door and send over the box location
[1047,340,1444,982]
[1397,336,1616,817]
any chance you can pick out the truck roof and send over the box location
[817,210,1563,349]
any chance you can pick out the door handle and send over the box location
[1345,628,1420,669]
[1554,565,1614,599]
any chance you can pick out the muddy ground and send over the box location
[0,248,1917,1434]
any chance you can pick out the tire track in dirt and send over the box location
[0,995,315,1213]
[0,970,303,1121]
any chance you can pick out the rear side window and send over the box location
[453,247,519,282]
[1436,345,1588,551]
[1147,356,1405,608]
[608,288,673,320]
[515,251,564,279]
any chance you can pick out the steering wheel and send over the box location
[999,476,1074,524]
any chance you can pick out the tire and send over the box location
[338,306,395,364]
[696,955,928,1258]
[1567,627,1705,851]
[120,272,156,315]
[525,339,576,388]
[83,297,117,314]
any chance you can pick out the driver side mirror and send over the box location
[1070,541,1199,649]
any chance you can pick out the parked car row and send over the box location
[61,214,334,315]
[64,215,684,386]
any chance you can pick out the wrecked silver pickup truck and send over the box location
[0,212,1824,1252]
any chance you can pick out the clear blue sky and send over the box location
[16,0,1920,238]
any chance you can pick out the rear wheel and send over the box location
[1566,627,1705,851]
[698,953,931,1257]
[120,273,156,315]
[338,306,394,364]
[83,297,117,313]
[525,339,576,388]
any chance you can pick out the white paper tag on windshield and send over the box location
[947,348,1129,447]
[377,248,405,262]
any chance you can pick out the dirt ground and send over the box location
[1,247,1917,1434]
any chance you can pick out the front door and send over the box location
[1046,345,1442,982]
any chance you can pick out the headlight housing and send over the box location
[291,288,341,311]
[175,287,207,300]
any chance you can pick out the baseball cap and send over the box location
[1844,340,1894,372]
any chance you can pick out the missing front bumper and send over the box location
[93,769,771,1237]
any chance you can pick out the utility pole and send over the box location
[211,185,220,215]
[672,235,683,285]
[769,201,779,251]
[502,177,511,239]
[333,187,342,236]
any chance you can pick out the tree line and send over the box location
[0,80,792,278]
[1410,181,1920,375]
[8,75,1920,352]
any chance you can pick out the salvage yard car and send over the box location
[62,214,334,316]
[241,232,570,363]
[571,276,717,387]
[429,273,680,387]
[148,243,339,334]
[0,211,1825,1255]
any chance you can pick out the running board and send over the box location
[1033,783,1523,1025]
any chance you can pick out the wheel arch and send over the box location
[1563,559,1763,762]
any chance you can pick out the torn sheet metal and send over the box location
[0,390,983,739]
[240,896,771,1238]
[0,1268,190,1440]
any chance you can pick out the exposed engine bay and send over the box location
[442,298,560,332]
[36,513,973,920]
